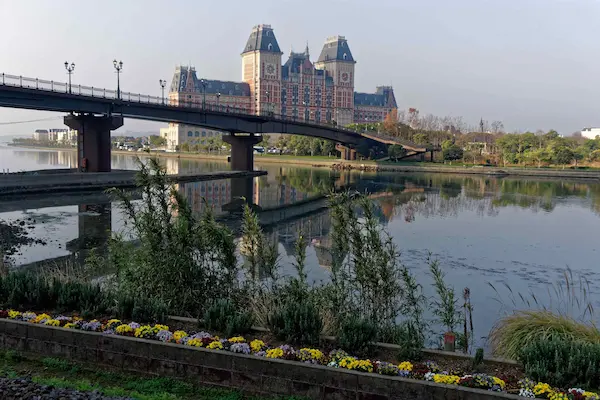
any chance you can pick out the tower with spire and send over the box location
[314,36,356,127]
[241,24,283,115]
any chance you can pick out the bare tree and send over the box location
[491,120,504,134]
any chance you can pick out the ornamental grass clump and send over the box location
[337,316,377,356]
[489,310,600,360]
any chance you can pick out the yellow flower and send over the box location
[228,336,246,343]
[339,356,357,368]
[207,341,224,350]
[106,319,121,330]
[250,339,265,353]
[534,382,554,396]
[266,348,284,359]
[8,310,21,319]
[549,392,569,400]
[173,331,188,342]
[44,319,60,327]
[299,348,324,362]
[115,324,133,334]
[153,324,169,332]
[339,357,373,373]
[187,338,202,347]
[492,377,506,389]
[64,323,77,329]
[33,313,51,324]
[134,325,154,338]
[398,361,413,371]
[433,374,460,385]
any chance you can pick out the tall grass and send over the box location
[488,268,599,360]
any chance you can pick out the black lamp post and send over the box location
[303,101,309,122]
[266,90,270,116]
[113,59,123,99]
[159,79,166,104]
[200,79,207,109]
[216,92,221,110]
[64,61,75,94]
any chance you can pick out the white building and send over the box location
[33,129,49,141]
[160,123,224,151]
[581,127,600,140]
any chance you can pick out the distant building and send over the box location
[164,24,397,149]
[581,127,600,139]
[160,124,224,151]
[33,129,49,141]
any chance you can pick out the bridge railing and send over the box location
[0,72,433,147]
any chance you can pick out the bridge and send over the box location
[0,73,435,172]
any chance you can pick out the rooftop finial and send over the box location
[305,41,310,57]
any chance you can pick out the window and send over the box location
[195,131,200,137]
[188,131,193,137]
[202,131,207,137]
[343,53,347,60]
[208,132,213,137]
[268,43,273,51]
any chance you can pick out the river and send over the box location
[1,142,600,347]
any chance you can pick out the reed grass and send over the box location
[488,310,600,360]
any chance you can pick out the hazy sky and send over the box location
[1,0,598,135]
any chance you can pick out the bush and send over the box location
[337,317,377,356]
[204,299,253,336]
[115,292,168,323]
[472,348,484,369]
[520,337,600,389]
[384,322,424,361]
[268,301,322,345]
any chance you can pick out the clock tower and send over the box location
[241,24,283,115]
[315,36,356,127]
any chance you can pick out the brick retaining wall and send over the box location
[0,319,519,400]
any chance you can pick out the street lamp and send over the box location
[200,79,207,109]
[113,60,123,99]
[64,62,75,94]
[265,90,270,116]
[159,79,166,104]
[216,92,221,110]
[303,101,309,122]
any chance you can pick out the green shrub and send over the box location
[132,297,169,324]
[203,299,253,336]
[472,348,484,369]
[382,322,424,361]
[268,301,322,345]
[337,317,377,356]
[519,337,600,389]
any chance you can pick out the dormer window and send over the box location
[266,31,271,36]
[343,53,348,60]
[268,43,273,51]
[341,42,346,47]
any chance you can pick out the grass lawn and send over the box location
[0,350,302,400]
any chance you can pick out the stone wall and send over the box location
[0,319,520,400]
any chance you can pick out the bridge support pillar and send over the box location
[223,134,262,171]
[64,114,123,172]
[336,144,357,161]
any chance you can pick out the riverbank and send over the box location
[8,144,600,179]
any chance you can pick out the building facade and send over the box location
[160,124,224,151]
[581,127,600,140]
[165,24,398,149]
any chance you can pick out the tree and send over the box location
[413,133,429,145]
[356,139,371,158]
[309,138,321,156]
[148,135,166,147]
[443,145,463,161]
[491,121,504,134]
[180,142,190,152]
[383,109,399,136]
[388,144,406,161]
[321,140,336,156]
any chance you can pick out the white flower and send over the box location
[424,372,435,381]
[518,389,535,398]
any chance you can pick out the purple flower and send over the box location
[190,331,212,339]
[129,322,141,329]
[279,344,295,354]
[103,329,115,335]
[230,343,251,354]
[56,316,71,322]
[157,330,173,343]
[82,321,102,331]
[255,350,266,357]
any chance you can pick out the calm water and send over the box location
[2,143,600,345]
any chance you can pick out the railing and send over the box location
[0,72,417,145]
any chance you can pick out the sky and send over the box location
[0,0,598,135]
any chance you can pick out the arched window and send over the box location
[188,131,193,137]
[195,131,200,137]
[268,43,273,51]
[202,131,207,137]
[343,53,348,60]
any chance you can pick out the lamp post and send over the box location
[266,90,270,116]
[216,92,221,111]
[200,79,207,109]
[113,60,123,99]
[303,101,309,122]
[64,62,75,94]
[159,79,166,104]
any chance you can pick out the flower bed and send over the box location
[1,309,597,399]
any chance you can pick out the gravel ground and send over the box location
[0,377,134,399]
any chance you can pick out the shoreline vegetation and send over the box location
[2,157,600,399]
[6,143,600,179]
